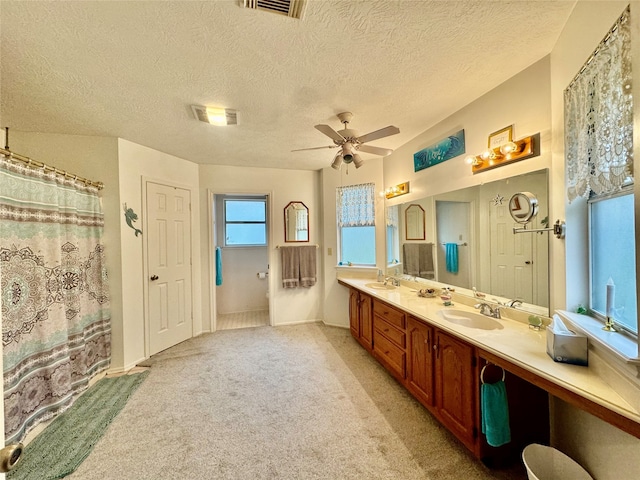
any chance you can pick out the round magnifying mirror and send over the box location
[508,192,538,224]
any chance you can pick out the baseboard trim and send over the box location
[322,320,349,329]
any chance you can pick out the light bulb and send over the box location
[500,141,518,155]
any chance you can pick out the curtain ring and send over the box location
[480,363,505,384]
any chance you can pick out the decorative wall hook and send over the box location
[123,203,143,237]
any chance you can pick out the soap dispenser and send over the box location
[377,269,384,282]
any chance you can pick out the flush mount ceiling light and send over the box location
[191,105,238,126]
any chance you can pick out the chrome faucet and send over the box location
[474,302,501,319]
[384,276,400,286]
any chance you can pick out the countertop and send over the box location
[339,277,640,428]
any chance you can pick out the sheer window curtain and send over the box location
[0,156,111,444]
[564,6,633,202]
[336,183,376,227]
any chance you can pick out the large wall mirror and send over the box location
[284,201,309,242]
[386,169,549,315]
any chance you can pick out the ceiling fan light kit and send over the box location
[294,112,400,170]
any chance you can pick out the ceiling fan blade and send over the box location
[358,144,393,156]
[315,124,346,143]
[357,125,400,144]
[291,145,338,152]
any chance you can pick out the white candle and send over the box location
[606,277,615,318]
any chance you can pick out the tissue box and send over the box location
[546,328,588,366]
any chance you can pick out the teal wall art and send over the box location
[414,129,465,172]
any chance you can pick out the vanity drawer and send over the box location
[373,329,406,378]
[373,300,406,329]
[374,317,406,348]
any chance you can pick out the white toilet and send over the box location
[522,444,593,480]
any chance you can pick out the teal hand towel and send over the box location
[481,380,511,447]
[215,247,223,286]
[445,243,458,273]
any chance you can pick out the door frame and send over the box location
[142,176,196,358]
[207,188,274,332]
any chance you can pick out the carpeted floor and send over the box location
[69,323,527,479]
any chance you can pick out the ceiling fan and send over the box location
[293,112,400,169]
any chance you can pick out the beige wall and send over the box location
[198,165,322,329]
[117,139,201,369]
[321,158,385,328]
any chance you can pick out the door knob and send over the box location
[150,275,159,281]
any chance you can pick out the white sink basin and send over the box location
[437,309,504,330]
[364,282,397,290]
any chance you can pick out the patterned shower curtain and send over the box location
[0,155,111,444]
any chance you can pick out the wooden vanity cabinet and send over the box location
[435,330,478,452]
[407,316,435,408]
[372,299,407,381]
[343,283,555,466]
[349,288,373,351]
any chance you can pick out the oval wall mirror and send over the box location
[284,201,309,242]
[508,192,538,224]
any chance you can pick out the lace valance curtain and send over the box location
[564,6,633,202]
[296,209,308,231]
[336,183,375,227]
[386,204,399,228]
[0,156,111,443]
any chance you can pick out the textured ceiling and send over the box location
[1,1,576,171]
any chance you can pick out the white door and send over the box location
[147,182,193,355]
[489,202,534,303]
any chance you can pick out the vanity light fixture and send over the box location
[385,181,410,199]
[466,133,540,174]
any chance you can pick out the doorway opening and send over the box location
[212,193,271,331]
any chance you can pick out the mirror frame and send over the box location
[405,204,425,240]
[284,201,309,243]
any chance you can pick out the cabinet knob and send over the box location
[150,275,159,281]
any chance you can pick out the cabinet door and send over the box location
[359,293,373,349]
[349,289,359,337]
[407,316,434,408]
[435,330,477,448]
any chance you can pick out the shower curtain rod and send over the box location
[0,147,104,190]
[1,127,104,189]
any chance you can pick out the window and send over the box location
[224,197,267,246]
[589,189,637,334]
[336,183,376,265]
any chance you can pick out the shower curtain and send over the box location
[0,155,111,444]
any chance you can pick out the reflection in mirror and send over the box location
[386,169,549,315]
[386,205,400,265]
[405,204,425,240]
[509,192,539,224]
[284,201,309,242]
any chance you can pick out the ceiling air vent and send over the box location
[242,0,306,19]
[191,105,238,126]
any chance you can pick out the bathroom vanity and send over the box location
[340,277,640,464]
